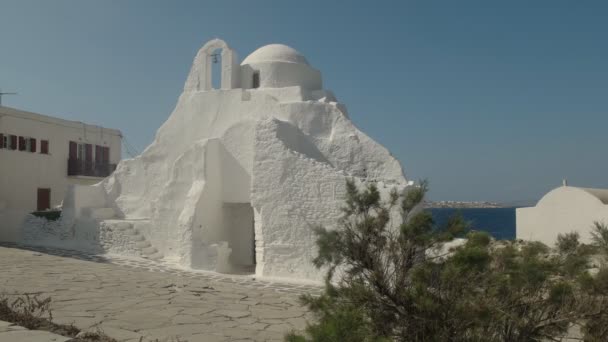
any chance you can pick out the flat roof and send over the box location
[0,106,122,137]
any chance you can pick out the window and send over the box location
[103,146,110,164]
[9,135,17,150]
[18,136,26,151]
[75,143,93,161]
[29,138,36,153]
[252,71,260,89]
[0,134,5,149]
[40,140,49,154]
[95,145,103,165]
[77,143,84,160]
[94,145,110,164]
[21,137,36,152]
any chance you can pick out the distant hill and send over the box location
[424,199,538,209]
[500,199,537,208]
[424,201,503,209]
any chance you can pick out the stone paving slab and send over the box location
[0,243,320,342]
[0,320,70,342]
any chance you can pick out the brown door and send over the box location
[37,188,51,211]
[69,141,77,159]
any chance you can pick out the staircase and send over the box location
[98,219,164,261]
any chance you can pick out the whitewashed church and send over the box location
[23,39,409,282]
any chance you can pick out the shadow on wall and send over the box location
[0,209,30,242]
[275,119,332,166]
[19,213,102,253]
[189,141,257,275]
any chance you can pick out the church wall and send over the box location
[223,203,255,267]
[252,118,350,281]
[516,187,608,245]
[250,86,311,103]
[241,62,322,90]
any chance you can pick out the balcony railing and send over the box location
[67,158,117,178]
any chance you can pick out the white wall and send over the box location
[223,203,255,267]
[241,62,322,90]
[0,106,121,241]
[516,187,608,245]
[251,118,405,281]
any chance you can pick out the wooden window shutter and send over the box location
[69,141,77,159]
[18,136,26,151]
[30,138,36,153]
[0,133,4,148]
[85,144,93,162]
[103,147,110,163]
[41,140,49,154]
[10,135,17,150]
[95,145,102,164]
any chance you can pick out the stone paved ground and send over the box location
[0,243,321,342]
[0,320,70,342]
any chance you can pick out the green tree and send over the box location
[288,180,608,342]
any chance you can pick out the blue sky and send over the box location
[1,1,607,203]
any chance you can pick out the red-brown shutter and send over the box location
[95,145,102,164]
[85,144,92,162]
[10,135,17,150]
[0,133,4,148]
[18,136,26,151]
[69,141,77,159]
[41,140,49,154]
[103,147,110,163]
[30,138,36,153]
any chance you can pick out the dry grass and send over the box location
[0,292,117,341]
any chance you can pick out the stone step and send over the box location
[144,252,164,261]
[124,229,139,236]
[85,207,116,220]
[135,241,151,248]
[130,235,145,242]
[114,222,133,230]
[141,247,157,255]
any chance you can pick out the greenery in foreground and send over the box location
[0,293,187,341]
[0,293,117,341]
[287,180,608,342]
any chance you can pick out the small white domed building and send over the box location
[23,39,409,282]
[516,184,608,245]
[240,44,322,90]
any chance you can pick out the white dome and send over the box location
[242,44,309,65]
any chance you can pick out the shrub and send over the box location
[30,210,62,221]
[289,180,608,342]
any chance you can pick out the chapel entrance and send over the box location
[223,203,256,274]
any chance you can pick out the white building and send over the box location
[0,106,122,241]
[23,39,409,282]
[516,184,608,245]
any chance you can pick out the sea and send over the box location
[429,207,517,240]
